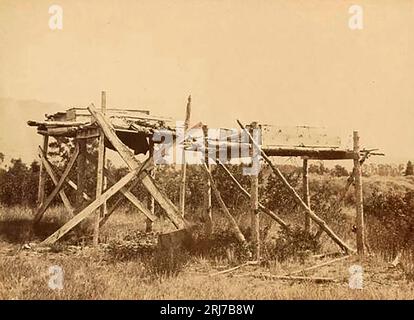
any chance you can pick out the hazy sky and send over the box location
[1,0,413,163]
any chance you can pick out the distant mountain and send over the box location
[0,97,63,164]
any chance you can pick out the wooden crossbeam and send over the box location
[88,104,186,229]
[216,159,290,231]
[202,163,246,243]
[237,120,355,254]
[40,168,139,245]
[34,144,80,224]
[38,147,73,215]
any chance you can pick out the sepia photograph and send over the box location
[0,0,413,305]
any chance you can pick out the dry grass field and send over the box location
[0,195,413,300]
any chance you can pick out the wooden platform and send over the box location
[28,108,356,160]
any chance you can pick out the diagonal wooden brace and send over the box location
[34,144,79,224]
[40,168,139,245]
[40,149,91,201]
[85,153,156,222]
[216,159,290,231]
[104,168,157,222]
[202,163,246,243]
[88,104,186,229]
[99,179,141,228]
[38,147,73,215]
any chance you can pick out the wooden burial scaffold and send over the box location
[28,92,380,260]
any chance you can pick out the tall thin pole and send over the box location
[93,91,106,246]
[353,131,365,255]
[179,95,191,217]
[146,141,155,232]
[37,135,49,207]
[303,158,311,233]
[202,125,213,234]
[77,139,87,209]
[250,122,260,260]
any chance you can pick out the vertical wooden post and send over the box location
[202,125,213,234]
[102,92,108,217]
[303,158,311,233]
[93,91,107,246]
[250,123,260,260]
[77,139,87,209]
[353,131,365,255]
[179,95,191,217]
[146,141,155,232]
[37,135,49,207]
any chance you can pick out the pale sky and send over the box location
[1,0,413,163]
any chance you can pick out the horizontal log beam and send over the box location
[262,148,356,160]
[28,120,90,127]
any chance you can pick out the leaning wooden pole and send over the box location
[202,163,246,243]
[216,159,289,230]
[249,122,260,260]
[237,120,355,254]
[353,131,365,255]
[179,95,191,217]
[303,158,311,233]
